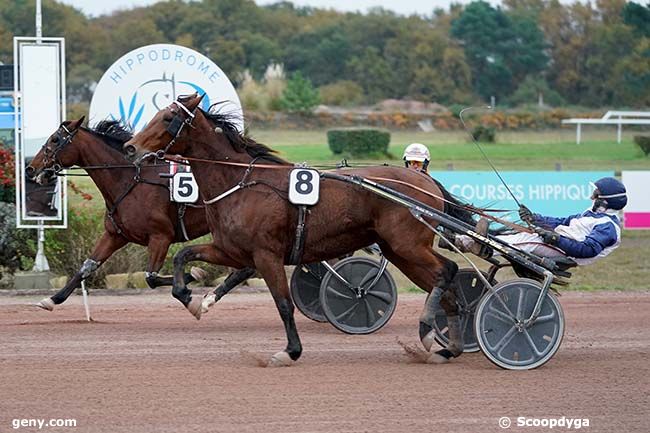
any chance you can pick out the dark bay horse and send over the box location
[124,94,473,366]
[27,117,255,311]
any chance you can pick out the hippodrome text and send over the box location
[106,46,221,85]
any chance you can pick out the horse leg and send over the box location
[417,251,463,363]
[379,243,461,363]
[201,267,257,314]
[141,235,208,288]
[253,251,302,366]
[171,243,240,319]
[37,232,127,311]
[144,236,210,288]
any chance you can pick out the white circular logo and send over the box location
[499,417,511,429]
[89,44,242,132]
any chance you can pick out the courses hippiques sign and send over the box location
[90,44,242,132]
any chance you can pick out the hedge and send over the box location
[471,125,496,143]
[327,128,391,157]
[634,135,650,156]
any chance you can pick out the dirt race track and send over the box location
[0,290,649,433]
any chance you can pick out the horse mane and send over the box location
[85,120,134,153]
[201,107,287,165]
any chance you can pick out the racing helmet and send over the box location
[590,177,627,210]
[403,143,430,170]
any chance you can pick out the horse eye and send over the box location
[51,136,59,144]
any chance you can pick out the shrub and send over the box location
[471,125,496,143]
[0,202,35,278]
[41,207,109,289]
[280,72,320,114]
[319,80,364,106]
[448,104,465,119]
[0,144,15,203]
[237,68,286,112]
[327,128,391,157]
[508,76,566,107]
[634,135,650,156]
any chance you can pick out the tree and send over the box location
[508,75,565,107]
[203,37,246,80]
[283,26,351,86]
[409,66,451,103]
[450,1,547,100]
[347,47,396,102]
[67,64,103,104]
[622,1,650,37]
[280,72,320,113]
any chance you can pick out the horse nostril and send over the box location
[124,144,136,156]
[25,166,35,176]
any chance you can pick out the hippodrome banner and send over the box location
[89,44,242,132]
[621,171,650,229]
[429,171,614,218]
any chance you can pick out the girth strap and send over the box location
[288,205,308,265]
[177,203,190,242]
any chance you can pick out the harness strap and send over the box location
[105,167,168,237]
[288,205,308,266]
[177,203,190,242]
[365,176,532,234]
[106,181,137,236]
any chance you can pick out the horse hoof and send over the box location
[421,330,436,352]
[186,297,203,320]
[36,298,54,311]
[426,349,454,364]
[190,266,208,281]
[268,351,294,367]
[201,294,216,314]
[426,353,450,364]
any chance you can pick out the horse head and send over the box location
[124,93,205,161]
[27,116,85,185]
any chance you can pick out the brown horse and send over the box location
[124,94,473,366]
[27,117,255,311]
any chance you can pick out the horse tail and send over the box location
[430,177,509,235]
[429,178,477,226]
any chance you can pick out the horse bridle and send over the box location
[155,100,198,159]
[42,123,79,175]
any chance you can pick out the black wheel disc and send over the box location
[475,278,565,370]
[433,268,492,353]
[320,257,397,335]
[289,262,328,322]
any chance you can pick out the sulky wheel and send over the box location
[474,278,565,370]
[290,262,328,323]
[320,257,397,335]
[432,268,492,353]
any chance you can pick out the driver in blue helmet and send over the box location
[455,177,627,265]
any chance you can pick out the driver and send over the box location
[454,177,627,265]
[403,143,430,173]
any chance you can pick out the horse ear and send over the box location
[71,116,85,130]
[185,93,205,112]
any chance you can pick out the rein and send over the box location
[153,99,529,234]
[163,153,530,233]
[364,176,533,234]
[56,163,169,176]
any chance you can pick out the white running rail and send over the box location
[562,110,650,144]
